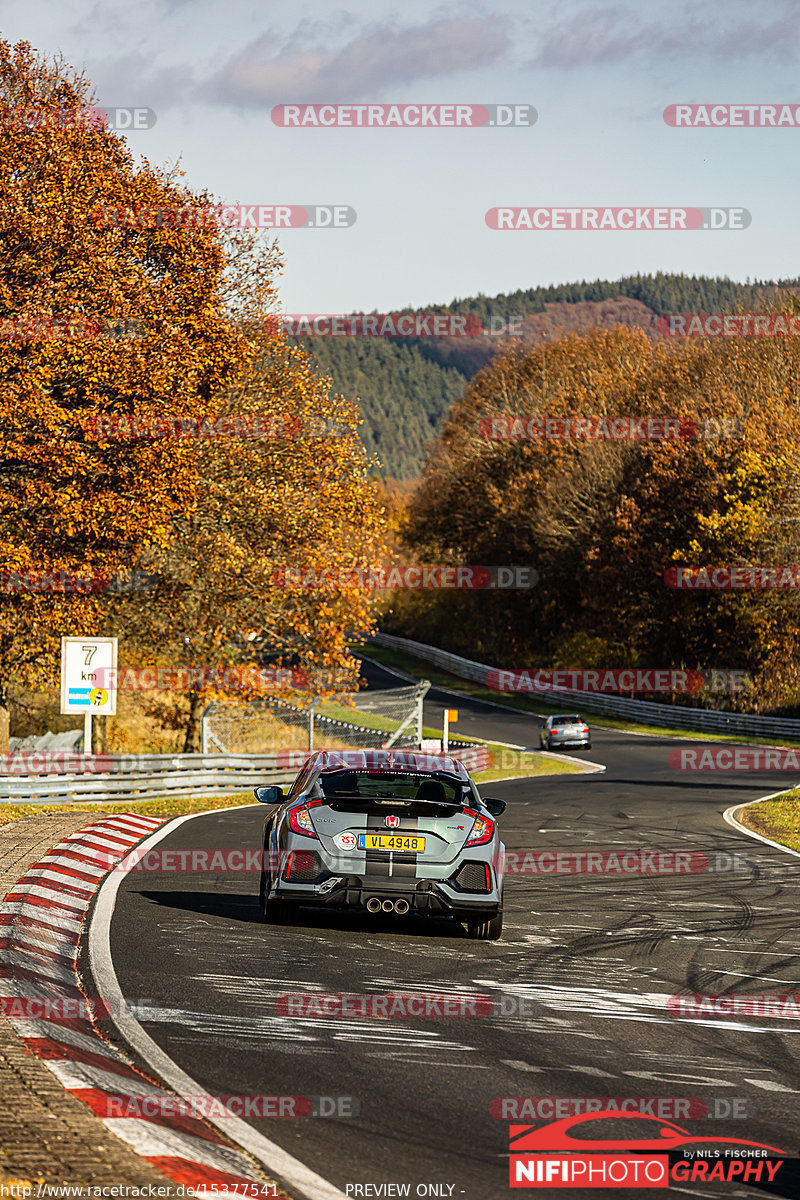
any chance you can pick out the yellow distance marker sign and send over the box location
[60,637,117,715]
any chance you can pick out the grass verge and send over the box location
[735,790,800,853]
[0,792,257,828]
[358,641,800,747]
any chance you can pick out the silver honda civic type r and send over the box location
[255,749,506,939]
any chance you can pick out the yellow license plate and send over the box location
[357,834,426,852]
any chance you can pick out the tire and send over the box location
[260,838,289,923]
[263,894,289,923]
[466,909,503,940]
[262,877,289,923]
[586,742,592,750]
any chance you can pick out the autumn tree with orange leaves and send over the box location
[397,324,800,713]
[123,313,388,750]
[0,41,387,750]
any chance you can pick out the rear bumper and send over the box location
[273,873,501,917]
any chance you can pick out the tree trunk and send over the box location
[182,689,203,753]
[0,699,8,755]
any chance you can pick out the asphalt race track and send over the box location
[88,660,800,1199]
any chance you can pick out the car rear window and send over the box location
[320,770,463,804]
[552,715,583,725]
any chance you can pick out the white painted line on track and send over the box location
[89,804,351,1200]
[534,750,606,773]
[745,1078,800,1092]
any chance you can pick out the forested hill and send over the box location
[302,273,798,479]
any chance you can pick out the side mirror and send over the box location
[483,797,506,818]
[255,785,284,805]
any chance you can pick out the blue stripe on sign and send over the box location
[69,688,91,695]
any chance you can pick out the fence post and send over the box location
[308,698,319,751]
[416,681,430,745]
[200,705,212,756]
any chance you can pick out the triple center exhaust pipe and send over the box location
[366,896,410,915]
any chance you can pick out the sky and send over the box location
[4,0,800,312]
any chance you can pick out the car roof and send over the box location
[308,749,472,781]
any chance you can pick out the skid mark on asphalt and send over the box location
[471,980,800,1036]
[137,1004,480,1058]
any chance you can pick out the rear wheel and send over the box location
[261,876,289,923]
[466,909,503,940]
[264,894,289,923]
[260,838,289,923]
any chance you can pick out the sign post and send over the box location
[60,638,117,754]
[443,708,458,753]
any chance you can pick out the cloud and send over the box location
[530,3,800,68]
[83,52,194,109]
[204,15,510,107]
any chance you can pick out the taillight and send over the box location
[464,809,494,847]
[287,799,322,838]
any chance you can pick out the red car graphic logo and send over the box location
[509,1111,786,1155]
[385,815,400,828]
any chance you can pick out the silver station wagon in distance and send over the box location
[540,713,591,751]
[255,749,506,939]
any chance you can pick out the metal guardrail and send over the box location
[372,633,800,741]
[0,744,493,805]
[0,753,296,805]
